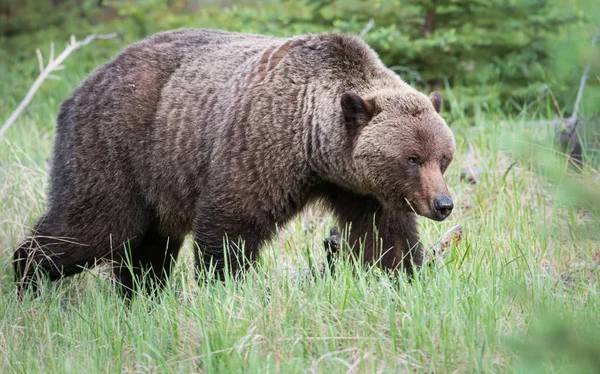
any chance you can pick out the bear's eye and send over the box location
[407,156,419,166]
[440,156,451,172]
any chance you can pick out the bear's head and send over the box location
[341,89,456,221]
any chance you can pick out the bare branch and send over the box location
[512,29,599,132]
[359,18,374,39]
[0,33,118,140]
[49,42,55,64]
[36,48,44,74]
[570,64,591,121]
[570,29,600,122]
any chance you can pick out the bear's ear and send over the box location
[341,91,374,137]
[430,91,443,113]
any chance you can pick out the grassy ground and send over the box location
[1,35,599,373]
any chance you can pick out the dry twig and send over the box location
[521,29,599,130]
[424,224,463,265]
[0,33,118,140]
[359,18,374,39]
[505,30,600,164]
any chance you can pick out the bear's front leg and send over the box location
[328,190,423,275]
[193,207,268,281]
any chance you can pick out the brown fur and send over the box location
[14,29,456,297]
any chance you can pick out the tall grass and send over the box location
[1,35,599,374]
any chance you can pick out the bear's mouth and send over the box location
[428,210,451,221]
[402,197,452,221]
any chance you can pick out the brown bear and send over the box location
[14,29,456,297]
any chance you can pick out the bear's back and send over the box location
[53,29,305,234]
[51,29,398,235]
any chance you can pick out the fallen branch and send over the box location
[0,33,118,140]
[424,224,463,265]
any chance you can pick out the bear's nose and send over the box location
[433,196,453,220]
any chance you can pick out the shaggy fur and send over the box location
[14,29,456,297]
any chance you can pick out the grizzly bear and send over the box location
[14,29,456,297]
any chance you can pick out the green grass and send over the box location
[1,34,599,373]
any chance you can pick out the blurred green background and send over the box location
[1,1,600,373]
[1,0,599,115]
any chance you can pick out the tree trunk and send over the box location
[421,7,437,37]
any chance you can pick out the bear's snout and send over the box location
[432,195,453,221]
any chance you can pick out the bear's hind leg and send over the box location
[14,194,151,298]
[113,227,183,299]
[13,213,140,298]
[14,218,90,297]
